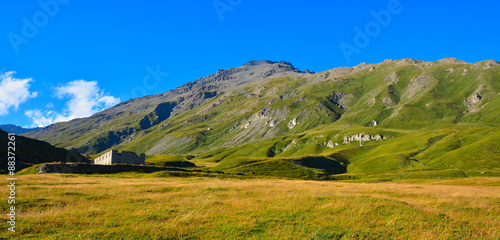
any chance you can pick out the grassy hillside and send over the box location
[144,155,197,168]
[20,58,500,179]
[110,59,500,178]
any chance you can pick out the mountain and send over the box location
[0,124,41,134]
[26,60,313,155]
[0,129,89,174]
[26,58,500,178]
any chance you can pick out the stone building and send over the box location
[93,150,145,165]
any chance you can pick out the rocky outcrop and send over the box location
[227,107,292,147]
[36,163,189,174]
[139,102,177,130]
[76,128,136,155]
[396,58,424,65]
[482,60,500,69]
[343,133,385,144]
[404,75,437,100]
[464,85,487,113]
[287,118,298,129]
[325,140,339,148]
[438,58,468,64]
[330,92,353,110]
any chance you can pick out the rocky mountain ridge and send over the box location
[0,124,41,135]
[25,60,313,154]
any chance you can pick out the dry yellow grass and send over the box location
[1,174,499,239]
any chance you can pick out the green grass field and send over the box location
[2,174,499,239]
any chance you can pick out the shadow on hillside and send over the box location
[290,156,346,175]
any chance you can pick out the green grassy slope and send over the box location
[21,58,499,179]
[106,59,500,178]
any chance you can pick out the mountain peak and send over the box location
[437,58,468,64]
[395,58,424,64]
[243,60,314,74]
[244,60,292,66]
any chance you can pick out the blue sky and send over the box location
[1,0,499,127]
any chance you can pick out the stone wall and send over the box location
[36,163,187,174]
[93,150,114,165]
[114,151,146,165]
[93,150,145,165]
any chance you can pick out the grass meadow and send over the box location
[1,174,499,239]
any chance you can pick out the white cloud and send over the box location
[98,95,120,108]
[25,109,56,128]
[25,80,120,127]
[0,71,38,115]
